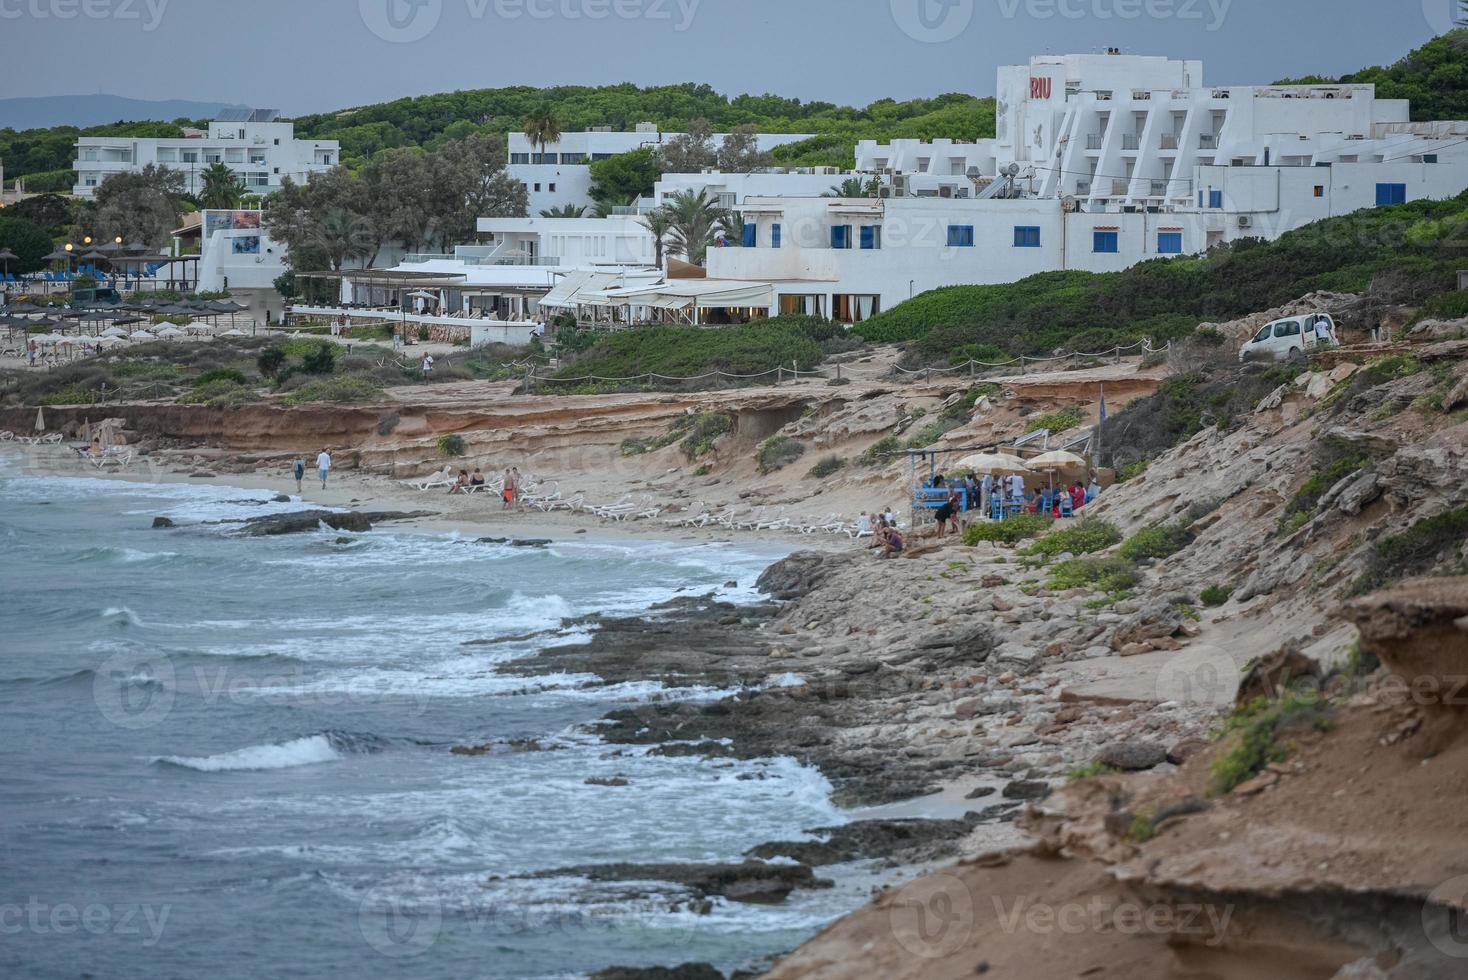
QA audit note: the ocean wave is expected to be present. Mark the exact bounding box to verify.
[152,730,387,773]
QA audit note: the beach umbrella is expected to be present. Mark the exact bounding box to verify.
[112,315,144,327]
[155,326,184,339]
[34,407,44,433]
[0,248,16,279]
[218,328,245,337]
[100,326,127,338]
[185,320,215,333]
[1028,450,1087,470]
[129,330,156,341]
[95,335,124,347]
[955,452,1030,474]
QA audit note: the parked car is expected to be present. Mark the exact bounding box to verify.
[70,287,121,306]
[1239,313,1337,362]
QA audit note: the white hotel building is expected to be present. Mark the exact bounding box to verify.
[507,123,815,214]
[72,110,340,199]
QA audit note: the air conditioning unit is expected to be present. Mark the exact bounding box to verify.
[891,175,909,195]
[878,187,893,199]
[1237,215,1252,228]
[939,185,954,198]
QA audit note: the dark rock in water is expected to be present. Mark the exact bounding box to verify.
[272,494,292,503]
[188,471,217,479]
[755,551,847,600]
[746,817,977,867]
[976,802,1025,821]
[590,965,724,980]
[585,776,630,787]
[476,537,552,548]
[333,537,354,545]
[232,510,434,536]
[536,862,828,906]
[151,517,175,529]
[450,744,494,757]
[1096,741,1168,772]
[1002,779,1051,800]
[964,786,997,800]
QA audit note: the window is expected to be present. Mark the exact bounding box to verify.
[533,183,541,192]
[946,225,975,247]
[831,225,852,249]
[1252,324,1272,343]
[742,222,757,248]
[1313,185,1325,198]
[1012,226,1041,248]
[510,153,530,165]
[531,153,556,164]
[559,153,586,164]
[548,183,556,193]
[591,153,613,161]
[1209,189,1223,209]
[1274,320,1301,338]
[771,223,781,249]
[1424,154,1438,164]
[860,225,881,249]
[1093,231,1119,253]
[1157,232,1183,254]
[1375,183,1407,206]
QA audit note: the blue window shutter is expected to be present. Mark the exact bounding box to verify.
[742,223,756,248]
[1093,231,1119,253]
[1209,190,1223,209]
[1013,226,1040,247]
[860,225,876,249]
[1375,182,1406,206]
[772,223,782,249]
[832,225,852,249]
[1157,232,1182,254]
[948,225,974,247]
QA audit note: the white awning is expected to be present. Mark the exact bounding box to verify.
[596,279,774,310]
[541,270,665,308]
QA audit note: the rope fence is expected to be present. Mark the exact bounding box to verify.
[891,339,1170,378]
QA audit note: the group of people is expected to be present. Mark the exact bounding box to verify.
[921,472,1106,537]
[447,466,523,509]
[291,450,333,492]
[858,508,905,558]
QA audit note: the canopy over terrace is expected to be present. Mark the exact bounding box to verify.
[294,269,469,308]
[566,277,776,327]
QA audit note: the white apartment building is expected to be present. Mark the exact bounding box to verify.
[476,214,658,267]
[72,110,340,198]
[508,123,814,214]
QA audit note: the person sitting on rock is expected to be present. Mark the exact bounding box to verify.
[880,527,905,559]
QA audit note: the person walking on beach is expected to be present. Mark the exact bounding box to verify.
[292,457,306,493]
[316,449,332,490]
[421,353,434,378]
[501,467,515,510]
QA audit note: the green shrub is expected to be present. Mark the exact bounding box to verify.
[1022,519,1123,559]
[1118,523,1194,562]
[1066,761,1120,783]
[1025,405,1085,434]
[282,338,342,359]
[301,342,337,375]
[1115,459,1150,482]
[1200,585,1234,607]
[193,368,249,388]
[255,347,286,378]
[808,455,846,479]
[437,434,466,457]
[859,436,902,466]
[905,416,962,449]
[1281,455,1370,528]
[40,385,95,406]
[1209,694,1331,796]
[756,436,806,474]
[677,413,731,460]
[1352,506,1468,595]
[178,379,259,408]
[279,377,383,405]
[1047,556,1140,596]
[963,513,1052,546]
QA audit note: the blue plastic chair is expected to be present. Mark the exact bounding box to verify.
[1059,495,1074,518]
[990,495,1003,521]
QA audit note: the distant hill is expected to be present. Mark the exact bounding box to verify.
[0,94,247,131]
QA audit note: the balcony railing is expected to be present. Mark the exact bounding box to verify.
[1160,134,1179,150]
[1122,134,1140,151]
[1111,179,1131,195]
[1086,134,1103,150]
[1149,180,1168,196]
[1199,134,1218,149]
[1075,180,1092,196]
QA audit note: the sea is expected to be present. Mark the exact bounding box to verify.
[0,457,872,979]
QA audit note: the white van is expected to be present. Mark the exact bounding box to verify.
[1238,313,1338,362]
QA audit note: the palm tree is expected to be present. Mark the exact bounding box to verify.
[823,176,875,198]
[638,207,674,268]
[198,162,245,209]
[658,189,724,267]
[522,110,562,164]
[540,204,587,218]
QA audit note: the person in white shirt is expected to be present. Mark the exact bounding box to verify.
[1009,473,1024,501]
[422,354,434,377]
[316,450,332,489]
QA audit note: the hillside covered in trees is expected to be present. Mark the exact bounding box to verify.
[1274,28,1468,121]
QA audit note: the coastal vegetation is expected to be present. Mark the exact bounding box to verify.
[1209,693,1332,796]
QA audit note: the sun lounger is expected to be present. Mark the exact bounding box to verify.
[404,467,454,491]
[665,501,706,527]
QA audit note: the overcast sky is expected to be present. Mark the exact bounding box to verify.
[0,0,1454,115]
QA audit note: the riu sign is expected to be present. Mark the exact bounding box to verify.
[1030,76,1053,99]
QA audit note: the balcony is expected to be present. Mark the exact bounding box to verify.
[1122,134,1140,151]
[1075,180,1092,196]
[1200,134,1218,149]
[1111,179,1131,195]
[1086,134,1103,150]
[1160,134,1179,150]
[1149,180,1168,196]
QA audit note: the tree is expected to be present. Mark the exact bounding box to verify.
[658,188,724,266]
[88,163,187,246]
[362,147,434,253]
[658,118,717,174]
[823,177,876,198]
[589,148,660,207]
[540,204,587,217]
[716,125,770,173]
[428,132,526,249]
[198,162,246,210]
[638,208,673,268]
[2,193,73,234]
[0,216,52,273]
[522,109,562,162]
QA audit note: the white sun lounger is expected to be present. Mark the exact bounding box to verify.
[404,467,454,491]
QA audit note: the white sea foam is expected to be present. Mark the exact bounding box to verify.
[154,734,342,772]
